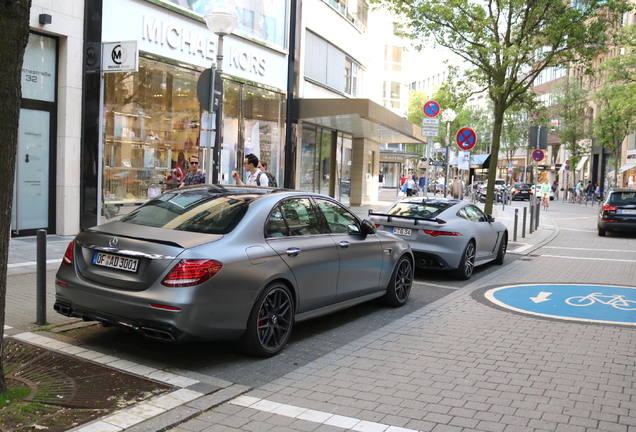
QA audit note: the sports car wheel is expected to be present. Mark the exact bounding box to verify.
[238,282,294,357]
[454,241,476,280]
[384,255,413,307]
[494,232,507,265]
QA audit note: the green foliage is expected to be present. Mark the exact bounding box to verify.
[371,0,632,214]
[593,84,636,187]
[551,79,591,178]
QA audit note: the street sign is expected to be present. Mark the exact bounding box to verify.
[421,128,439,137]
[484,284,636,325]
[532,149,545,162]
[422,118,440,127]
[455,127,477,150]
[197,68,224,112]
[423,100,441,118]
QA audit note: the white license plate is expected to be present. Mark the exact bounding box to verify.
[392,227,412,236]
[92,252,139,272]
[621,209,636,214]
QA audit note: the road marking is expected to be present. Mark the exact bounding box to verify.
[230,395,420,432]
[559,228,596,232]
[416,281,460,290]
[530,292,552,303]
[509,244,533,253]
[8,258,61,268]
[543,246,636,253]
[541,254,636,263]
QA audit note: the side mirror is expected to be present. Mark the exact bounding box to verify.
[487,214,495,222]
[360,219,377,235]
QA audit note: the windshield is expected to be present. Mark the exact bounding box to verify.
[609,192,636,206]
[388,200,456,218]
[119,191,256,234]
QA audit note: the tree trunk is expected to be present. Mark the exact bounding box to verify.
[0,0,33,393]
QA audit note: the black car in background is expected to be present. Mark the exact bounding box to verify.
[598,188,636,236]
[509,182,533,201]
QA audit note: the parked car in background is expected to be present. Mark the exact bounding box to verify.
[478,178,507,202]
[55,185,414,357]
[598,188,636,236]
[369,197,508,280]
[509,182,533,201]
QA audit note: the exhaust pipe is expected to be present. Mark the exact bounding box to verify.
[54,303,73,317]
[140,327,177,342]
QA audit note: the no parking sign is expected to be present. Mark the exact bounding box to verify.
[456,127,477,150]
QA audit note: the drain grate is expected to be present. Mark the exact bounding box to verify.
[0,338,173,432]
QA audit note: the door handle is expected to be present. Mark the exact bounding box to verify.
[339,241,350,248]
[286,247,300,257]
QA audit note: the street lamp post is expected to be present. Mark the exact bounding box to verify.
[441,109,457,197]
[204,1,239,184]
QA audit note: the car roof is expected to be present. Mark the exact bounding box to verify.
[610,188,635,194]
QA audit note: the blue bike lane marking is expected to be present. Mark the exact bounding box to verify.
[484,284,636,325]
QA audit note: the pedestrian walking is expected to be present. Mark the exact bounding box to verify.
[449,176,463,200]
[541,179,550,210]
[378,172,384,192]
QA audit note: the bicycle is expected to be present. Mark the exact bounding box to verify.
[566,293,636,310]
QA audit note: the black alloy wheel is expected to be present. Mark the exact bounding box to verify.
[454,241,476,280]
[384,256,413,307]
[238,283,294,357]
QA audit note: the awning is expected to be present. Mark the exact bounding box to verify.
[575,155,589,171]
[449,153,490,168]
[620,163,636,173]
[293,98,425,144]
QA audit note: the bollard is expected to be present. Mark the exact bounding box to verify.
[535,202,540,229]
[529,204,534,234]
[522,207,527,238]
[36,229,47,325]
[513,209,518,242]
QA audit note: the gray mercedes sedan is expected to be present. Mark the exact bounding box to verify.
[55,185,414,357]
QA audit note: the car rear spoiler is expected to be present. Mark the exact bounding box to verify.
[367,211,446,225]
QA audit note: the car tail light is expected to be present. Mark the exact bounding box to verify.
[161,259,223,287]
[63,241,74,266]
[423,230,462,237]
[375,224,381,228]
[603,204,618,211]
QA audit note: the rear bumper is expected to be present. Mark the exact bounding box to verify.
[598,220,636,233]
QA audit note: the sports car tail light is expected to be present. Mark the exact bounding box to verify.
[63,241,74,266]
[161,259,223,288]
[602,204,618,212]
[150,303,181,311]
[423,230,462,237]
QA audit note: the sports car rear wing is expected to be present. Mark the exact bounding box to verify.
[367,211,446,225]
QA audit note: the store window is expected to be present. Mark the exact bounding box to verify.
[103,57,203,219]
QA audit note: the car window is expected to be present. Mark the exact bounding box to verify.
[119,191,252,234]
[388,200,454,218]
[609,192,636,206]
[265,206,289,238]
[315,198,359,234]
[276,198,323,237]
[463,204,488,222]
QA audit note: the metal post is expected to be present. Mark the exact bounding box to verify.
[513,209,518,242]
[444,121,451,197]
[425,140,431,198]
[36,229,46,325]
[535,202,540,230]
[522,207,527,238]
[206,64,217,184]
[529,204,534,234]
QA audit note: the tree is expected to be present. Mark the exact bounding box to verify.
[372,0,630,214]
[551,78,591,187]
[406,89,429,157]
[0,0,32,393]
[500,108,530,183]
[593,84,636,188]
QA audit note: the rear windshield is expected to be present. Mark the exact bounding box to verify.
[513,184,531,190]
[609,192,636,206]
[387,200,456,219]
[119,191,255,234]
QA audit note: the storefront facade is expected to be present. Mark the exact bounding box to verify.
[82,0,290,227]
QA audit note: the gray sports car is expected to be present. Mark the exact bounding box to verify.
[369,197,507,280]
[55,185,413,357]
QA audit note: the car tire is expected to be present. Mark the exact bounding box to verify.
[237,282,294,357]
[494,232,507,265]
[384,255,413,307]
[453,241,476,280]
[598,226,606,237]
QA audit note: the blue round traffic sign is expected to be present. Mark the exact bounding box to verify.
[455,127,477,150]
[485,284,636,325]
[423,101,440,118]
[532,149,545,162]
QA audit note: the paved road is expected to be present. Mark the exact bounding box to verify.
[163,198,636,432]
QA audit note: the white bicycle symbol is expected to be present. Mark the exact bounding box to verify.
[565,293,636,311]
